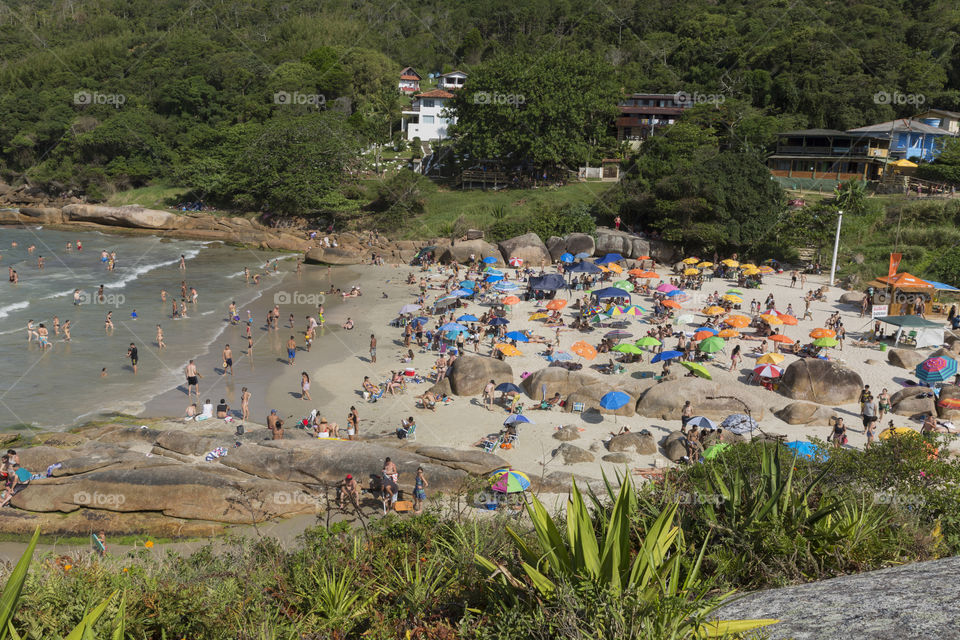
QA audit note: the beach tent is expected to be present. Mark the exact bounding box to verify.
[529,274,565,290]
[880,315,944,349]
[567,261,602,274]
[592,287,631,300]
[876,272,933,289]
[925,280,960,292]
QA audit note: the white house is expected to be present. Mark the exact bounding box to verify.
[402,89,456,141]
[914,109,960,135]
[437,70,467,91]
[398,67,421,94]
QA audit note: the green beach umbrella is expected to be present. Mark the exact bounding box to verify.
[635,336,661,348]
[613,280,634,292]
[698,336,726,353]
[813,337,838,347]
[612,343,642,354]
[726,289,743,295]
[703,442,730,460]
[681,361,712,379]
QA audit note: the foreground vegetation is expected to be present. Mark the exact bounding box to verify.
[1,435,956,638]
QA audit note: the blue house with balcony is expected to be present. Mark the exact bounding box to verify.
[847,119,953,163]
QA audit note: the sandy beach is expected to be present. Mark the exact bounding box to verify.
[135,253,957,488]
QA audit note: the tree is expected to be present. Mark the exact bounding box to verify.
[833,179,868,216]
[917,137,960,185]
[449,50,620,169]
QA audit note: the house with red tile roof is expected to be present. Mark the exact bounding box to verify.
[398,67,422,94]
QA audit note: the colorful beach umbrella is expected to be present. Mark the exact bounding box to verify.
[812,337,838,347]
[769,334,794,345]
[508,257,523,267]
[809,328,836,339]
[612,343,642,354]
[699,336,726,353]
[724,315,751,328]
[489,468,530,493]
[494,343,523,356]
[683,257,700,264]
[759,314,782,325]
[656,283,679,293]
[722,294,743,304]
[697,261,714,268]
[501,296,521,305]
[560,252,575,263]
[504,413,533,425]
[550,351,573,362]
[722,259,740,267]
[662,300,682,310]
[488,317,509,326]
[571,341,597,360]
[495,382,523,394]
[482,256,498,264]
[439,322,468,333]
[398,304,421,314]
[652,350,683,363]
[635,336,661,348]
[753,364,783,378]
[504,331,529,342]
[686,416,716,430]
[528,312,548,321]
[607,263,623,274]
[546,299,567,310]
[599,391,632,411]
[726,289,743,295]
[612,280,634,292]
[681,361,712,379]
[756,353,785,365]
[693,330,716,341]
[704,306,727,316]
[683,268,700,276]
[776,313,798,326]
[916,356,958,383]
[457,314,479,322]
[718,329,740,338]
[605,330,633,340]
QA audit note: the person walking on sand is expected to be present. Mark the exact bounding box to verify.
[483,379,495,411]
[681,400,693,429]
[126,342,138,374]
[222,344,233,375]
[413,466,428,514]
[185,360,201,399]
[300,372,312,401]
[729,344,741,372]
[286,335,297,365]
[156,325,166,350]
[347,406,359,439]
[369,334,377,363]
[241,387,251,421]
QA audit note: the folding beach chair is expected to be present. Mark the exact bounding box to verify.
[482,435,503,453]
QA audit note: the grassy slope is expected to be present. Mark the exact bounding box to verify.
[105,185,189,209]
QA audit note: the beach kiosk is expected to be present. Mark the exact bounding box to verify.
[869,272,934,316]
[880,315,944,349]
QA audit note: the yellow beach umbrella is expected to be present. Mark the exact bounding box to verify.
[759,314,782,325]
[607,263,623,274]
[756,352,785,365]
[704,306,727,316]
[683,257,700,264]
[697,261,714,268]
[722,259,739,267]
[743,269,761,276]
[495,343,523,356]
[718,328,740,338]
[684,268,700,276]
[741,263,757,270]
[722,294,743,303]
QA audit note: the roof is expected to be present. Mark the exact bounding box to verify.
[415,89,454,99]
[923,280,960,292]
[439,70,468,77]
[400,74,420,81]
[624,93,685,99]
[876,272,934,288]
[778,129,860,137]
[848,119,952,136]
[879,315,944,328]
[618,106,687,115]
[399,66,421,79]
[916,109,960,119]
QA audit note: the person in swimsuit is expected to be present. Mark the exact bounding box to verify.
[347,406,359,439]
[156,325,166,350]
[126,343,138,374]
[62,320,71,342]
[222,344,233,375]
[878,388,891,424]
[26,320,37,343]
[185,360,201,399]
[301,372,311,401]
[287,336,297,365]
[36,324,49,349]
[831,417,847,448]
[413,467,428,514]
[104,312,114,333]
[241,387,251,421]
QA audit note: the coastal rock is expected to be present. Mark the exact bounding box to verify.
[18,206,63,223]
[593,228,667,261]
[700,430,745,447]
[546,233,596,261]
[436,239,502,265]
[564,381,637,416]
[602,453,632,463]
[62,204,179,229]
[662,431,688,462]
[497,232,551,267]
[413,446,508,475]
[778,359,863,405]
[555,443,594,464]
[261,233,309,252]
[304,247,363,265]
[0,508,225,537]
[84,425,163,445]
[552,425,581,441]
[521,367,594,399]
[447,356,513,396]
[839,291,865,305]
[155,430,224,457]
[607,432,656,454]
[890,387,937,417]
[10,466,315,523]
[0,210,23,224]
[938,385,960,419]
[775,402,837,426]
[714,555,960,640]
[888,348,925,370]
[636,377,766,420]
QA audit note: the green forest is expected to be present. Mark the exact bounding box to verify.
[1,0,959,244]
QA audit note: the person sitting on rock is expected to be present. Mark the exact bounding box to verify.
[337,474,359,509]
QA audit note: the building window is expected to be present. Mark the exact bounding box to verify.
[422,115,435,124]
[422,99,434,108]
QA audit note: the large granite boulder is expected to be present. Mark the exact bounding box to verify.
[155,430,224,457]
[637,377,766,420]
[62,204,179,229]
[436,239,503,265]
[18,206,63,223]
[497,232,551,267]
[555,443,594,464]
[890,386,937,417]
[778,359,863,405]
[607,432,656,454]
[304,247,363,265]
[521,367,595,399]
[546,233,596,261]
[700,430,745,447]
[602,453,632,463]
[714,556,960,640]
[662,431,688,462]
[447,356,513,396]
[938,384,960,419]
[10,466,314,523]
[774,401,837,426]
[552,425,581,441]
[888,348,925,370]
[839,291,866,305]
[412,446,508,475]
[595,228,651,259]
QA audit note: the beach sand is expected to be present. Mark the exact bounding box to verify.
[141,256,955,486]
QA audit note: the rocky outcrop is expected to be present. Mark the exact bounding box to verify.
[546,233,596,261]
[774,402,837,426]
[304,247,364,265]
[637,377,766,420]
[447,356,513,396]
[552,425,581,441]
[18,206,64,224]
[412,446,508,475]
[593,228,676,263]
[602,453,632,463]
[607,432,656,454]
[662,431,688,462]
[555,443,594,464]
[890,387,937,417]
[497,232,551,266]
[778,359,863,405]
[938,384,960,419]
[714,556,960,640]
[839,291,866,305]
[62,204,180,229]
[888,348,925,370]
[522,367,595,399]
[436,239,503,265]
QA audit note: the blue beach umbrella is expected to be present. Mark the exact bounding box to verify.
[504,414,533,425]
[450,288,473,297]
[504,331,529,342]
[550,351,573,362]
[651,350,683,363]
[595,253,624,265]
[665,289,685,297]
[494,281,520,291]
[575,252,592,259]
[685,416,716,430]
[485,275,504,283]
[916,356,958,383]
[459,280,476,289]
[495,382,523,394]
[482,256,497,264]
[439,322,467,333]
[411,316,429,327]
[457,314,479,322]
[560,252,575,263]
[783,440,825,460]
[489,317,509,326]
[694,326,719,336]
[592,287,630,300]
[599,391,632,411]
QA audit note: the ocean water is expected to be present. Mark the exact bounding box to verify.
[0,227,286,429]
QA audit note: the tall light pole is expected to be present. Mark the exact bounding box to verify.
[829,209,843,287]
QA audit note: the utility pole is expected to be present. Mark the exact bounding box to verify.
[829,210,843,287]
